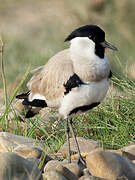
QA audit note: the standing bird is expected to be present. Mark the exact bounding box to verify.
[16,25,117,165]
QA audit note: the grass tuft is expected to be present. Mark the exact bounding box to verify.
[1,67,30,130]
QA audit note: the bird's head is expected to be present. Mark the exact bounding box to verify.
[65,25,118,58]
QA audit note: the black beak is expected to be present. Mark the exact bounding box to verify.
[100,40,118,51]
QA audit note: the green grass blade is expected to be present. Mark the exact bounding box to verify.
[1,66,30,128]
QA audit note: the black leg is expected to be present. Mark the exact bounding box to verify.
[68,118,86,167]
[65,117,71,163]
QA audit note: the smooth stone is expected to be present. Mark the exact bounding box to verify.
[116,176,128,180]
[79,175,107,180]
[107,149,135,161]
[14,145,52,161]
[58,137,100,158]
[63,163,82,177]
[0,152,42,180]
[54,164,78,180]
[122,144,135,160]
[14,145,53,171]
[14,145,45,158]
[27,157,41,169]
[43,170,67,180]
[0,132,43,152]
[44,160,82,178]
[132,160,135,164]
[86,150,135,180]
[44,160,63,172]
[71,150,129,162]
[62,159,78,163]
[80,168,107,179]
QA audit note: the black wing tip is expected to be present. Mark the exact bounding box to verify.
[16,94,23,99]
[16,91,30,99]
[25,110,36,118]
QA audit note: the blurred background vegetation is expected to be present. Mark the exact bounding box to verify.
[0,0,135,88]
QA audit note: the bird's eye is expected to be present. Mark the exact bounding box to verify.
[88,35,92,39]
[88,35,96,41]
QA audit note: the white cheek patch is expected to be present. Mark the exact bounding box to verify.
[70,37,98,62]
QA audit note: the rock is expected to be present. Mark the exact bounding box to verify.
[0,152,42,180]
[117,176,128,180]
[44,163,80,179]
[53,164,78,180]
[14,145,52,161]
[132,160,135,164]
[0,132,43,152]
[122,151,135,161]
[62,159,78,164]
[13,146,53,172]
[44,160,62,172]
[71,150,126,162]
[122,144,135,160]
[63,162,82,177]
[13,145,45,158]
[86,150,135,180]
[43,170,67,180]
[58,137,100,158]
[80,168,107,179]
[79,175,107,180]
[26,157,41,170]
[44,160,82,178]
[107,149,135,161]
[83,168,91,176]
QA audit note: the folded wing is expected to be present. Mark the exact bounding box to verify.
[27,49,74,101]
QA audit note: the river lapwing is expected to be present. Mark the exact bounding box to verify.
[16,25,117,165]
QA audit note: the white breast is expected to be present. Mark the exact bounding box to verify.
[70,37,97,62]
[70,37,110,81]
[59,78,110,118]
[59,37,111,118]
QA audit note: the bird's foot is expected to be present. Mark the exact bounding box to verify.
[77,155,87,168]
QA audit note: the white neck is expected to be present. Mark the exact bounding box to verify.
[70,37,99,63]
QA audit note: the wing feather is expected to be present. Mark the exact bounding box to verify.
[27,49,74,100]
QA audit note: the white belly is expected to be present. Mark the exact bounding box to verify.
[59,78,110,118]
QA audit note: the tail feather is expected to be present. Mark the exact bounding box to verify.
[25,110,37,118]
[16,91,30,99]
[16,91,47,118]
[25,107,41,118]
